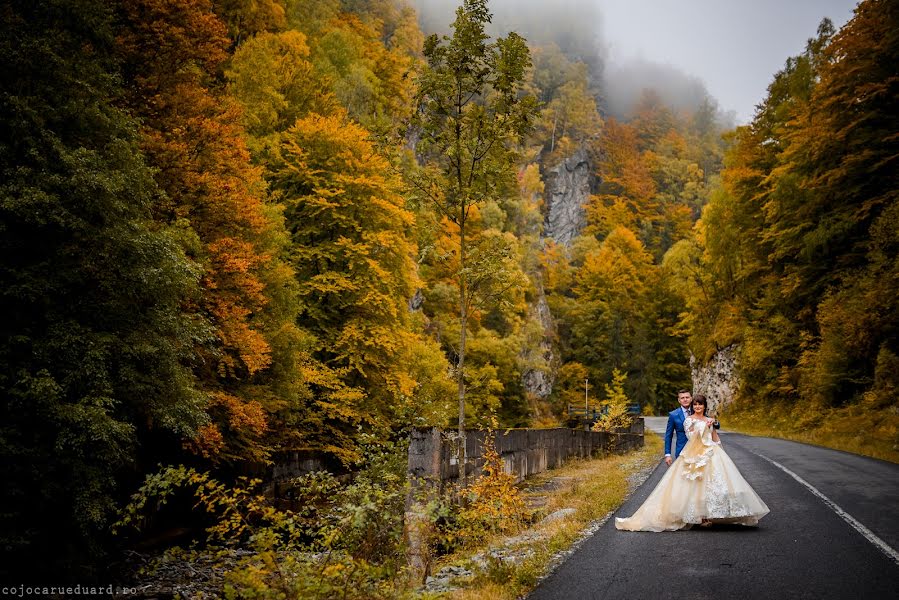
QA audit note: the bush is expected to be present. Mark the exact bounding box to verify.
[116,437,410,599]
[457,436,528,546]
[429,422,530,552]
[592,369,634,432]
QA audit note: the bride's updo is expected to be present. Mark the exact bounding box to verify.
[692,394,708,413]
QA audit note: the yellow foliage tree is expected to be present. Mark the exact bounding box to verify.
[592,369,633,431]
[270,112,424,428]
[227,30,337,142]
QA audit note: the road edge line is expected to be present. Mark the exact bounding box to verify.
[750,450,899,566]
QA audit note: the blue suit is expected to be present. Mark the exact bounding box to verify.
[664,407,690,458]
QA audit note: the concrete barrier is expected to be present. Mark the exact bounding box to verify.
[406,418,644,486]
[404,419,644,581]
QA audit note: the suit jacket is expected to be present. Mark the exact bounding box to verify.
[664,407,690,458]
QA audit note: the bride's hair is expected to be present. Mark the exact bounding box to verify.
[692,395,708,412]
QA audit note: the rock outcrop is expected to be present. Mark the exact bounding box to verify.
[521,289,557,400]
[523,147,595,404]
[408,288,424,311]
[690,345,740,415]
[543,147,593,246]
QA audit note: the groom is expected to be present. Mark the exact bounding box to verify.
[664,389,694,466]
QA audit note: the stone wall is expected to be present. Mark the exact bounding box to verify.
[403,420,644,577]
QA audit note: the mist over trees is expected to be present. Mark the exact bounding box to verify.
[409,1,734,414]
[411,0,733,125]
[603,58,736,127]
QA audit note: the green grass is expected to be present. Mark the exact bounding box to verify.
[721,402,899,464]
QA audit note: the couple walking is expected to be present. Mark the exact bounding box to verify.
[616,390,769,531]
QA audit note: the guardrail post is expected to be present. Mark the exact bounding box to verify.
[404,427,442,583]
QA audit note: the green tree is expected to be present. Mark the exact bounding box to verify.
[284,1,419,133]
[569,227,658,408]
[410,0,538,475]
[529,43,575,104]
[782,2,898,407]
[687,97,727,184]
[532,59,602,160]
[226,30,337,146]
[213,0,287,44]
[0,0,205,576]
[554,362,590,418]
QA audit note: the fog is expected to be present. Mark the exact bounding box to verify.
[414,0,607,82]
[411,0,860,124]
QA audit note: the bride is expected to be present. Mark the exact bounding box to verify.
[616,395,769,531]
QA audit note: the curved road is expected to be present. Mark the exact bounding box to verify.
[529,418,899,599]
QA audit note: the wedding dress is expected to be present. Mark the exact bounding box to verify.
[615,417,769,531]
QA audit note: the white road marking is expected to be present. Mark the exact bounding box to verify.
[751,450,899,566]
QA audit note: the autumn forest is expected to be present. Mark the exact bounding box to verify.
[1,0,896,591]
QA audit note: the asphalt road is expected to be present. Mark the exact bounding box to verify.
[528,425,899,600]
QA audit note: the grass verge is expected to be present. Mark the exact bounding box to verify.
[421,432,664,599]
[720,402,899,464]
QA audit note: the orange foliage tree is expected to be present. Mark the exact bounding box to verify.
[117,0,293,461]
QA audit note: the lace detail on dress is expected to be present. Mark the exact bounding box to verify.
[706,464,734,517]
[682,502,698,524]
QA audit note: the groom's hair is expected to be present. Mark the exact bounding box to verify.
[677,389,691,395]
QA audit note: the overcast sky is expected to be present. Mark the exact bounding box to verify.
[599,0,859,123]
[413,0,861,125]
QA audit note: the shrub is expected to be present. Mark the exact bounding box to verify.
[456,423,529,547]
[115,437,409,599]
[592,369,634,432]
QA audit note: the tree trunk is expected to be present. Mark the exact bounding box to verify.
[551,115,557,153]
[457,219,468,486]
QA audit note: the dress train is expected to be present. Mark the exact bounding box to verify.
[616,417,769,531]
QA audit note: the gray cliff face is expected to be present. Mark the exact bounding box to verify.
[543,147,593,246]
[408,288,424,311]
[691,345,740,416]
[521,147,594,403]
[521,289,557,399]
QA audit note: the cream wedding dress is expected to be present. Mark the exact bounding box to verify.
[616,417,769,531]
